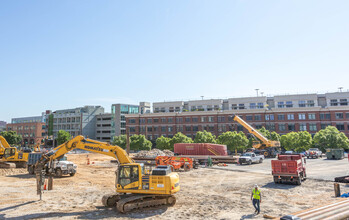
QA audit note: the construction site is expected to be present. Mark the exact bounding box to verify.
[1,114,349,220]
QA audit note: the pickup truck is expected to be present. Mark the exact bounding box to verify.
[27,153,77,177]
[305,148,322,159]
[238,153,264,165]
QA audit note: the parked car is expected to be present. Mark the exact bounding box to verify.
[238,153,264,165]
[306,148,322,159]
[285,151,294,154]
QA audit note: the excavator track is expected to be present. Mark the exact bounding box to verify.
[116,194,176,213]
[102,194,120,207]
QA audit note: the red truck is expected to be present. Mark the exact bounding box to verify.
[272,154,306,185]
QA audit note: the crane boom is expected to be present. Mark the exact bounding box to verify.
[231,114,280,149]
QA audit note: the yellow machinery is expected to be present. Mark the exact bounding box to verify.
[0,135,29,168]
[35,135,180,213]
[231,114,281,157]
[0,136,11,158]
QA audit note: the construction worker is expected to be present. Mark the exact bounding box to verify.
[251,184,261,214]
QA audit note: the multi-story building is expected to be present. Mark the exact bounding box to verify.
[0,121,6,132]
[46,106,104,140]
[96,113,113,142]
[6,116,46,146]
[126,92,349,141]
[111,104,140,136]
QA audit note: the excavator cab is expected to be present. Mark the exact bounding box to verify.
[118,164,141,188]
[3,148,17,159]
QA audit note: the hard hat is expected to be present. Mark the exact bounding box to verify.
[254,184,258,188]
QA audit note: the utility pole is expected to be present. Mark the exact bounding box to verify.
[255,89,259,97]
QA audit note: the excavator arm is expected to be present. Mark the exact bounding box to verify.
[231,114,280,149]
[36,135,133,169]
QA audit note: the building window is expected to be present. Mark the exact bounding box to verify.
[277,114,285,120]
[129,119,136,124]
[129,127,136,132]
[300,124,307,131]
[176,118,183,123]
[186,126,191,132]
[246,115,253,121]
[257,103,264,109]
[287,114,294,120]
[168,126,173,132]
[255,124,262,129]
[238,104,245,110]
[147,119,152,124]
[218,116,225,122]
[161,126,166,132]
[298,114,306,120]
[286,101,293,108]
[279,124,286,131]
[193,126,199,132]
[277,102,284,108]
[160,118,166,123]
[307,100,315,107]
[330,99,338,106]
[201,117,206,122]
[254,115,261,121]
[321,124,330,129]
[153,118,159,123]
[231,104,238,110]
[288,124,295,131]
[335,113,344,119]
[265,114,274,121]
[336,124,345,131]
[299,100,306,107]
[168,118,173,123]
[320,113,331,120]
[250,103,256,109]
[185,117,191,123]
[340,99,348,106]
[192,117,198,122]
[237,125,243,131]
[266,124,275,131]
[308,113,316,120]
[208,116,214,122]
[309,124,317,131]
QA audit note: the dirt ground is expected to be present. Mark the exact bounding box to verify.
[0,153,343,220]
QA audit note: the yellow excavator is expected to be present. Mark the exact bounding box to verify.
[35,135,180,213]
[0,135,29,168]
[231,114,281,158]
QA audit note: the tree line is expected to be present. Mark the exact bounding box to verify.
[112,126,349,152]
[2,126,349,152]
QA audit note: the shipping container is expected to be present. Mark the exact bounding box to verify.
[174,143,228,156]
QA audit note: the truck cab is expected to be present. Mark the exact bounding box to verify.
[239,153,264,165]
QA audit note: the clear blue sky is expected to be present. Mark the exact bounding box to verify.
[1,1,349,122]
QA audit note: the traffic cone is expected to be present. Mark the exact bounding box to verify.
[87,157,90,165]
[43,179,47,190]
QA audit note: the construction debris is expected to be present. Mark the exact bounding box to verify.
[135,149,174,158]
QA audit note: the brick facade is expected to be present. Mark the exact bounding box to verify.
[6,122,46,146]
[126,107,349,141]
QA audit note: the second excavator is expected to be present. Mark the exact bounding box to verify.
[35,135,180,213]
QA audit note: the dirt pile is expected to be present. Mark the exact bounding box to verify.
[135,149,174,158]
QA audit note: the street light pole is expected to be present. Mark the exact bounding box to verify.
[255,89,259,97]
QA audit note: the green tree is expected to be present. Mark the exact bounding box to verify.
[155,136,172,150]
[57,130,71,145]
[280,131,312,152]
[217,131,248,152]
[194,130,216,143]
[170,132,193,149]
[258,127,280,141]
[112,135,127,149]
[313,126,349,151]
[130,135,152,151]
[0,131,22,145]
